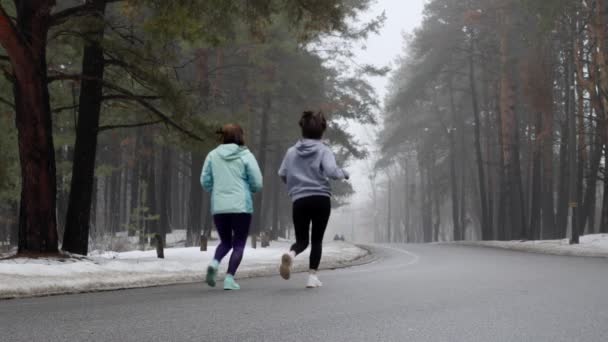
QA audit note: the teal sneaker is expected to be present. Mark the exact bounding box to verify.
[224,275,240,291]
[206,260,219,287]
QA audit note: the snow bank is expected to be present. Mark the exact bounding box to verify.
[0,242,368,299]
[454,234,608,258]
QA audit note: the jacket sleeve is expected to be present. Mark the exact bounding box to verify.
[277,150,289,184]
[245,153,263,193]
[321,147,349,180]
[200,154,213,192]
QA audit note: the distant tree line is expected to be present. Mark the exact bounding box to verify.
[374,0,607,243]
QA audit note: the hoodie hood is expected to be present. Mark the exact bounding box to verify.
[295,139,324,158]
[216,144,250,161]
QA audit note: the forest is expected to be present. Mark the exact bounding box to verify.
[3,0,607,255]
[0,0,382,255]
[372,0,608,243]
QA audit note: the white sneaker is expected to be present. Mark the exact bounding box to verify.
[306,274,323,288]
[280,253,293,280]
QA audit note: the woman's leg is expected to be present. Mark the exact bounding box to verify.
[309,196,331,270]
[290,198,312,255]
[226,214,252,276]
[213,214,233,263]
[281,198,312,280]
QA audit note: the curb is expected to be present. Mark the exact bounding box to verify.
[446,241,608,259]
[0,245,373,300]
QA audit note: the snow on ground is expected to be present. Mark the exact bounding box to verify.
[0,241,368,299]
[455,234,608,258]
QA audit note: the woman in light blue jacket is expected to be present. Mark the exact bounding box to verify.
[201,124,263,290]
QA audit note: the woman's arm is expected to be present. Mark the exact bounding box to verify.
[200,153,213,192]
[321,147,349,180]
[245,152,263,193]
[277,150,289,184]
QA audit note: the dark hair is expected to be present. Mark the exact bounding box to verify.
[218,123,245,146]
[299,111,327,140]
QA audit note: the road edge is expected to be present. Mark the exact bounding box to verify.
[445,241,608,258]
[0,244,374,300]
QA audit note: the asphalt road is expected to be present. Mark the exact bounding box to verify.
[2,244,608,342]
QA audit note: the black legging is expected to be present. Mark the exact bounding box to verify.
[290,196,331,270]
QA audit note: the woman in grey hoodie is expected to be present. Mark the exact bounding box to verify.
[278,111,349,288]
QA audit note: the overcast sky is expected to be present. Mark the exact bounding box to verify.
[346,0,426,204]
[354,0,426,101]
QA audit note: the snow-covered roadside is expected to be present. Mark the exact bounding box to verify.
[452,234,608,258]
[0,242,369,299]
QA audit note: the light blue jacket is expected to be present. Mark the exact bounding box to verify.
[201,144,263,214]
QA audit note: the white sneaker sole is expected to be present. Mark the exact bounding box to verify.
[306,278,323,288]
[280,253,292,280]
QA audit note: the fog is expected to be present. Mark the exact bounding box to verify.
[0,0,604,254]
[330,0,426,243]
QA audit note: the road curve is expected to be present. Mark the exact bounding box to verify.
[2,244,608,342]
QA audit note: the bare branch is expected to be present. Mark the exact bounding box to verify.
[101,82,205,142]
[98,119,164,132]
[47,72,205,142]
[52,105,79,114]
[0,5,31,78]
[47,73,81,83]
[103,94,161,101]
[0,96,14,109]
[51,0,124,27]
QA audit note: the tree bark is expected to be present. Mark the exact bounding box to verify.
[556,39,576,239]
[529,110,542,240]
[499,11,527,240]
[271,145,282,240]
[159,145,171,241]
[252,97,271,246]
[146,138,159,237]
[188,153,204,246]
[387,175,392,242]
[62,0,107,255]
[448,79,462,241]
[0,2,59,254]
[469,44,490,240]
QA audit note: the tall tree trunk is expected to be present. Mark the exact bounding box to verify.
[580,124,603,232]
[448,80,462,241]
[469,43,490,240]
[529,110,542,240]
[556,121,570,238]
[0,2,59,254]
[110,160,121,235]
[499,11,527,240]
[387,175,392,242]
[129,136,140,236]
[496,87,507,241]
[419,152,432,243]
[557,40,576,238]
[252,97,271,247]
[188,153,204,246]
[601,155,608,233]
[432,161,441,242]
[568,32,580,244]
[159,145,171,241]
[63,0,107,255]
[402,159,411,242]
[538,54,556,240]
[146,139,159,237]
[271,145,282,241]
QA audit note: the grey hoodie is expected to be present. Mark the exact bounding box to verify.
[278,139,349,202]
